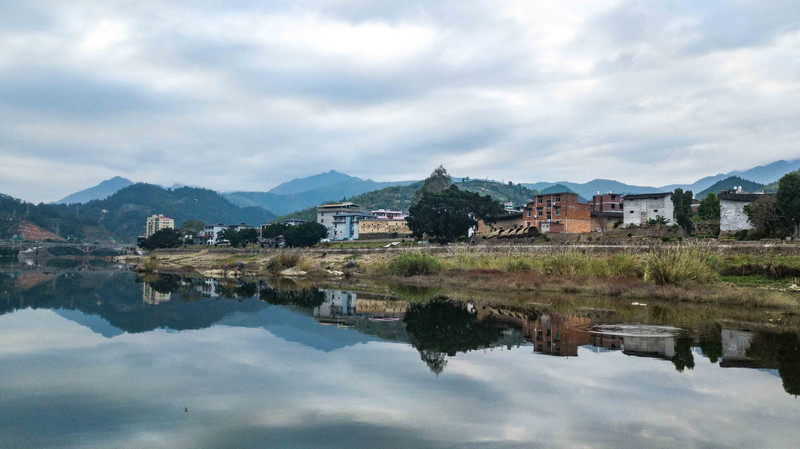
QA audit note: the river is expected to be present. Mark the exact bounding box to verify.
[1,263,799,448]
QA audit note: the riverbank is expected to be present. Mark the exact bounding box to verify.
[116,243,800,311]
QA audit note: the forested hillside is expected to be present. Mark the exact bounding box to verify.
[1,184,276,243]
[274,180,538,222]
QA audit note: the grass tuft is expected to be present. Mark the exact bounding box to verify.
[387,253,443,277]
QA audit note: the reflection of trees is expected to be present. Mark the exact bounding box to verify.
[403,298,503,375]
[698,325,723,364]
[234,283,257,299]
[258,285,325,308]
[672,336,695,372]
[747,332,800,396]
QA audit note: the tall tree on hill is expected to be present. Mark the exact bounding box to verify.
[776,172,800,237]
[671,188,694,236]
[407,185,503,243]
[412,166,451,206]
[697,192,720,221]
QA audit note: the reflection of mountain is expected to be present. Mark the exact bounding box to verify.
[218,307,377,352]
[54,309,125,338]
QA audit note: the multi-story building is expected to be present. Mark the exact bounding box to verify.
[317,203,363,239]
[281,218,307,226]
[359,219,412,238]
[331,212,373,241]
[622,192,674,226]
[371,209,406,220]
[522,192,591,233]
[145,214,175,237]
[718,189,771,233]
[592,193,623,212]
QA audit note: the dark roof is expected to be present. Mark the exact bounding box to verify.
[622,192,672,200]
[591,211,624,218]
[718,192,771,202]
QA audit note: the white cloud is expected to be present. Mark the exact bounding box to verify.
[0,0,798,201]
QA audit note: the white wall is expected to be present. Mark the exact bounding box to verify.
[720,200,753,231]
[623,197,674,226]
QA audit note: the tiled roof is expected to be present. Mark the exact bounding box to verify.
[717,192,772,202]
[622,192,672,200]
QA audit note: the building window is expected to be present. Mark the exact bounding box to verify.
[629,210,634,213]
[654,209,658,213]
[547,200,552,207]
[555,195,560,202]
[611,204,615,209]
[526,210,531,217]
[546,212,552,220]
[538,197,543,204]
[611,194,616,200]
[555,206,561,216]
[537,207,543,216]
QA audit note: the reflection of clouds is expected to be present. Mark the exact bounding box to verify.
[1,310,799,448]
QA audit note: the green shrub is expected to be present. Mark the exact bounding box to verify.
[266,252,302,273]
[139,255,160,273]
[643,248,717,286]
[387,253,442,277]
[505,257,533,272]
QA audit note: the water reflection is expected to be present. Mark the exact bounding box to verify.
[2,269,800,447]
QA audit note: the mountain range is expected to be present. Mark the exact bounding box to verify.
[522,159,800,200]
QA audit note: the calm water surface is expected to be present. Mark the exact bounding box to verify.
[1,267,799,448]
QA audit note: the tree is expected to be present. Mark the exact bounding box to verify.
[697,193,720,221]
[776,172,800,237]
[239,228,259,245]
[744,196,781,237]
[671,188,694,235]
[181,220,205,234]
[140,228,182,250]
[218,227,243,247]
[412,166,451,205]
[261,222,327,247]
[407,185,504,243]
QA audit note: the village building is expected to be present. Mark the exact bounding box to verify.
[145,214,174,237]
[523,193,591,233]
[592,193,623,212]
[622,192,674,226]
[331,212,373,241]
[203,222,253,245]
[475,212,525,237]
[317,203,363,239]
[359,219,412,238]
[718,189,771,233]
[281,218,307,226]
[371,209,406,220]
[590,193,624,232]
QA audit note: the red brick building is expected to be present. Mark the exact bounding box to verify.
[523,192,591,233]
[591,193,623,212]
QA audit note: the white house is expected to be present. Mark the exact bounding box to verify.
[718,190,770,232]
[317,203,363,239]
[331,213,373,241]
[622,192,674,226]
[204,222,253,244]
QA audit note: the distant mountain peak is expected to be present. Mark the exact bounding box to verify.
[56,176,134,205]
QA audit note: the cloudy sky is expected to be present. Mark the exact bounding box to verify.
[1,1,799,202]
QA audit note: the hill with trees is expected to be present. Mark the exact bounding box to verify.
[273,178,538,223]
[1,184,276,243]
[697,176,765,199]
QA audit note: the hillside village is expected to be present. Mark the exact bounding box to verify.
[1,158,797,246]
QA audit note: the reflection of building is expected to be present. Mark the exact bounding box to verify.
[474,306,590,356]
[720,329,762,368]
[590,326,680,359]
[142,284,171,304]
[200,279,221,298]
[314,290,408,325]
[145,214,174,237]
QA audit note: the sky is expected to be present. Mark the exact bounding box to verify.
[1,0,799,202]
